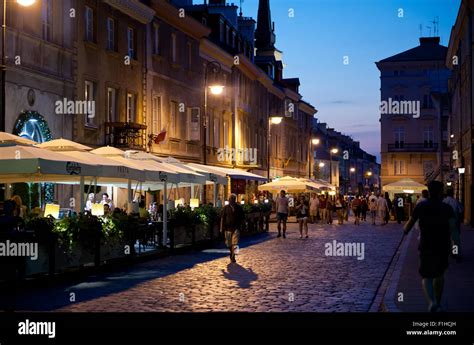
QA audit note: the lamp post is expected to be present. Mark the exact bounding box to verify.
[329,148,338,185]
[365,171,373,189]
[267,116,282,180]
[202,61,224,204]
[308,138,319,179]
[349,167,355,193]
[458,167,465,206]
[1,0,36,132]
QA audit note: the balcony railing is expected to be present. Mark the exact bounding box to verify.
[388,142,439,152]
[105,122,147,150]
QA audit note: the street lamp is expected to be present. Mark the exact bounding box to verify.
[458,167,465,205]
[308,138,320,179]
[202,61,224,204]
[1,0,36,132]
[268,115,283,179]
[329,148,338,185]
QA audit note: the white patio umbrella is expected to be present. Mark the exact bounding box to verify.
[36,138,92,151]
[0,132,36,146]
[383,178,426,194]
[0,144,99,183]
[258,176,320,193]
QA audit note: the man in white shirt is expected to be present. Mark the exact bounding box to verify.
[376,194,388,226]
[309,193,319,224]
[275,190,289,238]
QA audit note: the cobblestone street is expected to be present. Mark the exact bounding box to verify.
[15,219,404,312]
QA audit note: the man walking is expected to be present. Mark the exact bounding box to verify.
[376,194,388,226]
[275,190,289,238]
[404,181,455,312]
[309,193,319,224]
[221,194,244,263]
[443,188,463,261]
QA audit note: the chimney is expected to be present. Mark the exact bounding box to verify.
[419,37,440,45]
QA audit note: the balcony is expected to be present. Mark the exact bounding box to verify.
[105,122,147,150]
[387,142,438,152]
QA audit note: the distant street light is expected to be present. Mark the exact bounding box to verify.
[16,0,36,5]
[268,115,283,179]
[319,162,325,168]
[308,138,320,178]
[350,167,356,173]
[329,148,338,185]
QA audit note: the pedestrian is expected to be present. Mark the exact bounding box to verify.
[309,193,319,224]
[384,192,392,224]
[327,196,334,224]
[377,194,388,226]
[369,197,377,225]
[360,196,368,221]
[220,194,244,263]
[352,195,361,225]
[319,195,327,223]
[404,181,455,312]
[335,195,344,225]
[443,188,463,261]
[275,190,289,238]
[395,195,405,224]
[296,195,309,239]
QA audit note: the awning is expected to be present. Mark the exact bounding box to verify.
[187,163,267,182]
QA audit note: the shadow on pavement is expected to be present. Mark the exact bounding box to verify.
[221,263,258,288]
[12,232,272,311]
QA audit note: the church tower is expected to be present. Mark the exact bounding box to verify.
[254,0,281,81]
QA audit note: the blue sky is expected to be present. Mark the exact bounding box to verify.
[197,0,460,161]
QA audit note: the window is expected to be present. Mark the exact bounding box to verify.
[106,87,116,122]
[127,27,135,59]
[42,0,52,41]
[219,20,224,42]
[170,101,178,137]
[84,80,95,126]
[187,108,200,141]
[223,120,228,148]
[187,42,192,70]
[106,18,116,51]
[126,93,136,123]
[201,17,207,26]
[171,33,177,63]
[225,25,230,45]
[153,24,160,55]
[394,160,406,175]
[394,126,404,148]
[85,6,94,42]
[232,31,236,48]
[152,96,161,132]
[423,125,434,147]
[213,117,220,148]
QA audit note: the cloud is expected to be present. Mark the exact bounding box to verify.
[329,100,354,105]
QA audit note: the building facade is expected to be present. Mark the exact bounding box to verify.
[376,37,451,191]
[446,0,474,225]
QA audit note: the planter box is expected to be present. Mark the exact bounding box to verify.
[101,238,126,262]
[54,243,95,271]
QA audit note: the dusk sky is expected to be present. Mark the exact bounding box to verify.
[199,0,460,161]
